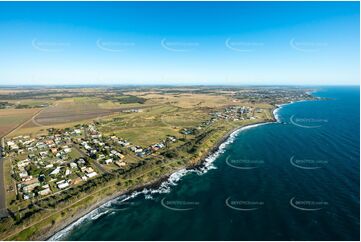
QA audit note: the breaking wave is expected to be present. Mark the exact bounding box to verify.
[273,104,288,123]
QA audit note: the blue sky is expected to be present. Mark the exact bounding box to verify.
[0,1,359,86]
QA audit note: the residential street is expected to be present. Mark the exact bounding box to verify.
[0,149,9,218]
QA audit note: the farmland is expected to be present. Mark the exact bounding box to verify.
[0,109,41,138]
[6,96,150,138]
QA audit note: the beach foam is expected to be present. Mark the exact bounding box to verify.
[273,105,284,122]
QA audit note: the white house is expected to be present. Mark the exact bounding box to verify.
[57,180,69,189]
[86,172,97,178]
[50,167,61,175]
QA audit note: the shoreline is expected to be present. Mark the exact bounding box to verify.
[44,117,280,241]
[44,95,321,241]
[43,173,174,241]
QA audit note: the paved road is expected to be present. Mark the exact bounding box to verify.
[0,109,44,219]
[0,147,9,218]
[74,146,108,174]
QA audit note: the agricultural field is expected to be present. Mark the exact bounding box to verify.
[9,96,150,137]
[31,98,115,126]
[0,108,41,138]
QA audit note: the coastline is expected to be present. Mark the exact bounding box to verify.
[44,95,322,241]
[44,173,175,241]
[44,118,280,241]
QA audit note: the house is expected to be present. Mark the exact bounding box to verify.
[7,141,16,146]
[39,151,48,157]
[50,167,61,175]
[130,146,143,153]
[51,148,58,155]
[22,180,40,193]
[57,180,69,189]
[45,139,54,145]
[168,136,177,142]
[64,148,72,153]
[45,140,55,147]
[10,144,19,151]
[71,177,82,185]
[118,140,130,147]
[86,172,97,178]
[39,188,51,196]
[77,158,86,165]
[69,162,77,169]
[104,158,113,165]
[84,167,94,174]
[37,143,47,150]
[19,170,29,179]
[7,141,19,150]
[17,159,30,169]
[110,150,118,155]
[41,184,49,189]
[65,169,71,176]
[151,145,159,151]
[115,160,126,167]
[110,136,118,141]
[117,153,125,160]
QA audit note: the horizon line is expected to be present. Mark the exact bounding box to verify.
[0,84,359,88]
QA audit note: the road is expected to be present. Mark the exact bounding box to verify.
[1,156,175,240]
[5,108,44,138]
[74,146,108,174]
[0,147,9,218]
[0,108,45,219]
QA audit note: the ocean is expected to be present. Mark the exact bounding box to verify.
[53,86,360,241]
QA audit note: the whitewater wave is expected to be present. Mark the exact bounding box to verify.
[90,210,109,220]
[273,98,317,124]
[49,122,268,241]
[273,104,286,122]
[49,204,109,240]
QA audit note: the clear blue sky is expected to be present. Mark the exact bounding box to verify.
[0,1,359,86]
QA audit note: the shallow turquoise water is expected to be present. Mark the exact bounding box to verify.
[58,86,359,241]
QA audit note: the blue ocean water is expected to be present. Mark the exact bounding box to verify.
[56,86,359,241]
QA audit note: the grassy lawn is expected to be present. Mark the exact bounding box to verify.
[3,157,16,208]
